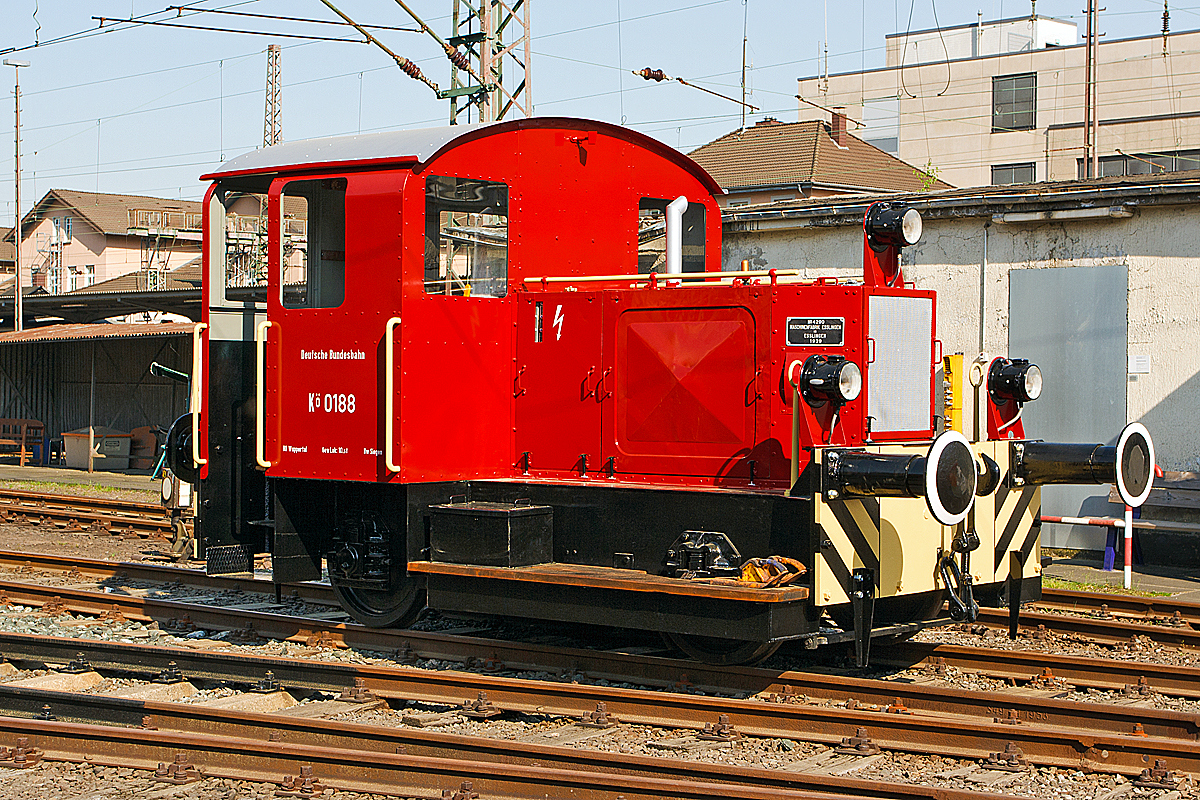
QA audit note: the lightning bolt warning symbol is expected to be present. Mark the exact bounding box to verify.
[553,304,565,341]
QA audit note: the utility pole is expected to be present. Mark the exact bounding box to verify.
[4,58,29,333]
[263,44,282,147]
[446,0,531,124]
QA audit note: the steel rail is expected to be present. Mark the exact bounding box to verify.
[879,640,1200,698]
[974,605,1200,648]
[0,550,334,606]
[1037,587,1200,627]
[0,576,1197,743]
[0,715,953,800]
[0,632,1192,777]
[0,488,173,535]
[0,684,1008,800]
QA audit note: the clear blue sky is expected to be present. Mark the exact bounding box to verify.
[0,0,1190,225]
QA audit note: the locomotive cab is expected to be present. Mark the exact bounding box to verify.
[185,117,1155,666]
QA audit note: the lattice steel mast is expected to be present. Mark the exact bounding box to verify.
[263,43,282,146]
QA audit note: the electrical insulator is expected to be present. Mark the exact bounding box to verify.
[637,68,668,82]
[448,48,471,71]
[398,59,424,81]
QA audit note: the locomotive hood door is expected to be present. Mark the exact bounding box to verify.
[261,172,404,481]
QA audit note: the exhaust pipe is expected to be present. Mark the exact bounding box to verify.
[824,431,977,526]
[1012,422,1155,508]
[665,195,689,276]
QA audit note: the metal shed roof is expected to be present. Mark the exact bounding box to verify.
[202,122,496,180]
[0,322,193,345]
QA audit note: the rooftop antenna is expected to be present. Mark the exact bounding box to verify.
[822,0,829,95]
[740,0,749,132]
[263,43,282,147]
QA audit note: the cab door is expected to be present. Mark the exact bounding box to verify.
[515,292,604,477]
[260,172,403,481]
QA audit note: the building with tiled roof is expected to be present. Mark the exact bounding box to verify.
[689,116,952,207]
[2,189,202,297]
[0,227,13,272]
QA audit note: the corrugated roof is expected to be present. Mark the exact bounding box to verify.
[10,189,202,241]
[688,119,953,194]
[67,256,203,295]
[0,322,193,345]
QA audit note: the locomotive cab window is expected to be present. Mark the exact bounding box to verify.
[424,176,509,297]
[637,198,705,274]
[280,178,346,309]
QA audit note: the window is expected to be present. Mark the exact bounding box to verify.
[53,216,71,244]
[992,73,1036,132]
[424,176,508,297]
[637,198,706,274]
[48,265,62,295]
[1076,148,1200,179]
[280,178,346,309]
[83,265,95,287]
[991,163,1036,185]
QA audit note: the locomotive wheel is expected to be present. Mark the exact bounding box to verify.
[330,576,425,629]
[661,632,781,666]
[827,589,948,642]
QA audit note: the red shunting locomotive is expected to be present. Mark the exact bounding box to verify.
[168,117,1155,666]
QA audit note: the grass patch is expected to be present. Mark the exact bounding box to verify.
[0,479,157,502]
[1042,574,1171,597]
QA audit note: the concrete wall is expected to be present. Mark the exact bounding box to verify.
[722,201,1200,474]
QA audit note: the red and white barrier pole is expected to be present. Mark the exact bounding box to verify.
[1124,503,1133,589]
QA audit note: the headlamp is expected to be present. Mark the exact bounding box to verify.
[988,357,1042,404]
[800,354,862,407]
[865,203,923,251]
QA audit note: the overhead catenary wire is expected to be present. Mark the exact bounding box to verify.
[164,6,421,33]
[91,15,367,44]
[315,0,439,94]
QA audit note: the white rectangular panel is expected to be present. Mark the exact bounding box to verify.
[867,295,933,434]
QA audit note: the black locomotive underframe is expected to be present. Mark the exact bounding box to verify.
[261,476,1037,642]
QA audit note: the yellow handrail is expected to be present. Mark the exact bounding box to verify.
[191,323,207,468]
[255,320,276,469]
[384,317,402,473]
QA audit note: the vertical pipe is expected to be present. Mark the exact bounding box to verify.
[1083,0,1092,177]
[1091,0,1100,180]
[88,343,96,474]
[665,196,689,275]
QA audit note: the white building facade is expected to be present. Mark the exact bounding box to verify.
[799,17,1200,188]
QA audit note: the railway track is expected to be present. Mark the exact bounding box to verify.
[0,630,1191,778]
[0,549,1196,703]
[0,487,177,537]
[0,684,1010,800]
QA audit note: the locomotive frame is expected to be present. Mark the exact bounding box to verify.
[170,117,1155,666]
